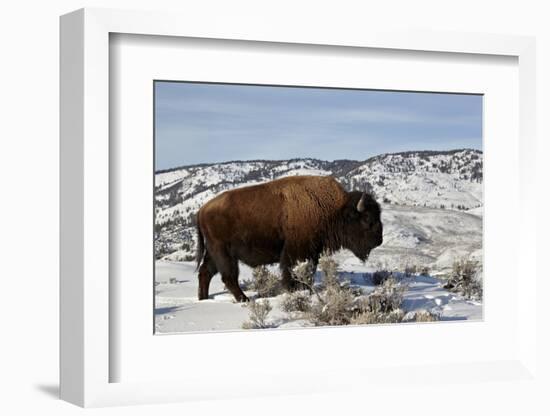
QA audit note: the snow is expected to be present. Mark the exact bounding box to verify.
[155,261,252,333]
[466,206,484,216]
[364,204,482,273]
[155,254,482,334]
[279,168,331,177]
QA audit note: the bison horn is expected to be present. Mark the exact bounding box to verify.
[356,192,366,212]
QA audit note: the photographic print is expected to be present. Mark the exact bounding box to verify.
[154,81,483,334]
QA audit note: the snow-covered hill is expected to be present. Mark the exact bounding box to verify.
[343,149,482,209]
[154,148,483,267]
[154,149,483,333]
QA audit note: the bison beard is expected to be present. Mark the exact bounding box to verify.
[195,175,383,302]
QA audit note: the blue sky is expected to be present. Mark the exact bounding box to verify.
[155,81,482,171]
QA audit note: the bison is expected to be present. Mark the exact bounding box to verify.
[195,175,383,302]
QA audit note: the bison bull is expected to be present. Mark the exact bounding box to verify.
[195,175,383,302]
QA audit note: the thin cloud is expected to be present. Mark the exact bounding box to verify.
[325,108,481,126]
[155,82,482,170]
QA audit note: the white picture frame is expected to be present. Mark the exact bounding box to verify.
[60,7,538,408]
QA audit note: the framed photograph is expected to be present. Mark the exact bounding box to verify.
[60,8,538,408]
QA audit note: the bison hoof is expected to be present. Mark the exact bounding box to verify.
[236,294,249,303]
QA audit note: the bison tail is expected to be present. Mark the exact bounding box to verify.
[195,220,205,271]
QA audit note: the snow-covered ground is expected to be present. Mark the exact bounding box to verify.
[366,204,483,275]
[155,249,482,334]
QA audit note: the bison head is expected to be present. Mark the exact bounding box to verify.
[342,191,383,261]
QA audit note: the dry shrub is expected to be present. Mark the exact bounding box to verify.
[403,309,440,322]
[364,277,405,314]
[242,299,272,329]
[306,258,409,327]
[306,253,360,326]
[239,278,253,291]
[279,254,439,327]
[280,291,312,313]
[341,280,364,297]
[444,258,483,301]
[350,309,405,325]
[251,266,283,298]
[358,278,439,324]
[308,285,356,326]
[419,266,430,277]
[404,264,417,277]
[291,261,315,291]
[351,309,439,325]
[319,252,339,289]
[350,277,408,325]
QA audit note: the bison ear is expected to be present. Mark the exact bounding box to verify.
[356,192,366,212]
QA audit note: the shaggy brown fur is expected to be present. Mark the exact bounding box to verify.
[196,175,383,302]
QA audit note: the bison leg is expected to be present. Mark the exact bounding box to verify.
[281,267,298,292]
[302,255,319,291]
[216,253,248,303]
[279,247,298,292]
[198,251,217,300]
[281,251,319,292]
[222,274,248,303]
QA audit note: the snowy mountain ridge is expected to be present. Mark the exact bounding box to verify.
[155,148,483,261]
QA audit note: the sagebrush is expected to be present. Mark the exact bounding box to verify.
[361,277,405,314]
[318,252,339,289]
[404,264,417,277]
[444,258,483,300]
[350,309,405,325]
[403,309,440,322]
[242,299,273,329]
[243,254,442,329]
[308,284,356,326]
[351,278,439,324]
[280,291,312,313]
[250,266,283,298]
[291,261,316,291]
[307,265,408,326]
